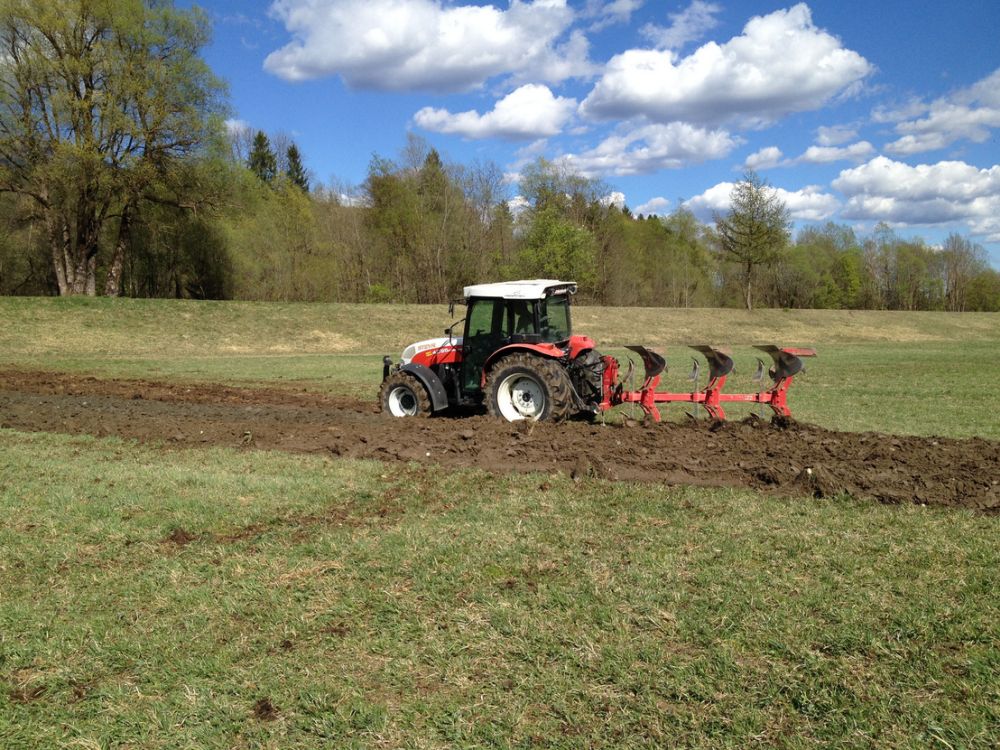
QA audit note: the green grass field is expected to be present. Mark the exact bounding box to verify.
[1,297,998,748]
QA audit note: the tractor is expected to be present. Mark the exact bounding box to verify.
[379,279,815,422]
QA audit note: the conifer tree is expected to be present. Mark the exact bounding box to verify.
[286,144,309,192]
[248,131,277,184]
[714,170,790,311]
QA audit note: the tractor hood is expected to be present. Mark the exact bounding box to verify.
[401,337,462,364]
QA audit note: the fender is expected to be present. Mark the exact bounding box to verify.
[567,335,595,359]
[482,343,565,380]
[400,363,450,412]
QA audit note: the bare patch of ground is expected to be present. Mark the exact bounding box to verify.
[2,370,997,511]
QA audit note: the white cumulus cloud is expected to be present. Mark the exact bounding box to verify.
[833,156,1000,240]
[882,69,1000,155]
[774,185,842,221]
[744,146,784,170]
[264,0,590,92]
[600,190,627,208]
[508,195,531,215]
[797,141,875,164]
[414,84,577,139]
[816,123,858,146]
[634,196,671,216]
[224,118,252,135]
[580,3,872,126]
[744,140,874,168]
[685,181,839,222]
[558,122,741,177]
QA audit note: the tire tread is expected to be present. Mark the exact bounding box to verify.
[485,353,572,422]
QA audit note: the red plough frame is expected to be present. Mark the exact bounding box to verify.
[599,345,816,422]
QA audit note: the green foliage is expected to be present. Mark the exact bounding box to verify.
[967,269,1000,312]
[513,206,597,286]
[0,195,51,294]
[0,82,997,313]
[224,179,339,301]
[519,157,604,217]
[124,208,232,299]
[359,146,489,303]
[0,0,226,296]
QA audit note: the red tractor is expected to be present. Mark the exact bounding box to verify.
[379,279,815,422]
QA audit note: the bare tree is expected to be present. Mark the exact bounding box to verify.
[941,233,987,312]
[269,131,295,175]
[227,122,256,164]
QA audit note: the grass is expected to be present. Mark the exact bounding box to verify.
[2,296,999,437]
[1,431,997,749]
[1,296,998,747]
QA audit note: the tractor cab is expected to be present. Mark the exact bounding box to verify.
[459,280,576,394]
[380,279,599,421]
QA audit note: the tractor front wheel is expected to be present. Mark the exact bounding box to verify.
[380,372,433,418]
[486,353,572,422]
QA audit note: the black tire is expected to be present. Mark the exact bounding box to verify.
[485,353,572,422]
[380,372,432,418]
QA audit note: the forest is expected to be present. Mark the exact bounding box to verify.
[1,0,998,311]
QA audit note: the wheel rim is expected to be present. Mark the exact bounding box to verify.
[497,373,546,421]
[387,386,418,416]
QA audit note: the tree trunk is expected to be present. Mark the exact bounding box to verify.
[50,228,68,296]
[70,253,90,295]
[85,255,97,295]
[104,208,132,297]
[48,216,102,296]
[744,261,754,311]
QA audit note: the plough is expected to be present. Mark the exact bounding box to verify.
[600,345,816,421]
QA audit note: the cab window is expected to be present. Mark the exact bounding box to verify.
[509,300,535,335]
[539,295,571,341]
[462,298,508,392]
[466,299,506,338]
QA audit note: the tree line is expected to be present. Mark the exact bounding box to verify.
[1,0,998,312]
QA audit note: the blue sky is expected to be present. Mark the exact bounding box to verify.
[188,1,1000,265]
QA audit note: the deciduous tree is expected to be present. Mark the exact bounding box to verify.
[714,170,790,311]
[0,0,225,296]
[941,233,987,312]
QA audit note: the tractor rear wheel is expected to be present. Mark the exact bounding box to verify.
[485,353,572,422]
[380,372,432,418]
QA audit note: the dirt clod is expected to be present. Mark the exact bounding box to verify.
[8,685,46,703]
[253,698,279,721]
[165,527,196,546]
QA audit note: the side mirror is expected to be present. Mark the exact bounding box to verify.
[445,317,465,342]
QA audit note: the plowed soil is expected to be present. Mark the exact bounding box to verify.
[2,370,998,511]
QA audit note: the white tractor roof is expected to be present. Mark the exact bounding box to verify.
[463,279,577,300]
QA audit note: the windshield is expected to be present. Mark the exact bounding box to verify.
[540,294,571,342]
